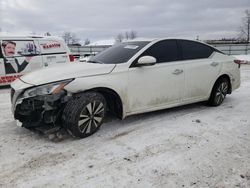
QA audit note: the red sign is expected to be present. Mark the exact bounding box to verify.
[42,43,61,49]
[0,75,22,84]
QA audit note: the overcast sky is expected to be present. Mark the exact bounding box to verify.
[0,0,249,43]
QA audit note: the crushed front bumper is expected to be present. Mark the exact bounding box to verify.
[11,88,70,128]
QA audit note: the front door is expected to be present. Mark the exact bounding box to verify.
[127,40,184,113]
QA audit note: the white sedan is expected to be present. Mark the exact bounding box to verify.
[11,38,241,138]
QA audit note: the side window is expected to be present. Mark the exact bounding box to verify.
[0,42,3,58]
[1,40,42,75]
[180,40,213,60]
[1,40,39,57]
[140,40,180,63]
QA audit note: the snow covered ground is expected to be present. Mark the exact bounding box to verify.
[0,66,250,188]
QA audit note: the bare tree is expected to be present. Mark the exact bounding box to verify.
[240,9,250,42]
[44,32,51,36]
[129,30,137,40]
[125,31,130,40]
[84,38,91,45]
[62,31,80,45]
[115,33,124,43]
[71,33,80,44]
[62,32,71,44]
[115,30,138,43]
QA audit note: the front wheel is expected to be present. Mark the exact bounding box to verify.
[62,92,106,138]
[208,78,229,106]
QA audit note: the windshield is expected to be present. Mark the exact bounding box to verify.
[88,41,150,64]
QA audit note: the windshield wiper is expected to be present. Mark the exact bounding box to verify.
[87,60,104,64]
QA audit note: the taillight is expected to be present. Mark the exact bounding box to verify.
[234,59,242,64]
[69,55,75,62]
[234,59,241,68]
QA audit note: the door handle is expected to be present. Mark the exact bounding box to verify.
[172,69,183,75]
[211,62,219,67]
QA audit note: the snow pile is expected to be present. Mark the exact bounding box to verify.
[87,39,115,46]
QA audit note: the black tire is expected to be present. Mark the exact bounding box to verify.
[62,92,106,138]
[208,78,229,106]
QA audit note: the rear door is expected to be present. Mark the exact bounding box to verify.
[39,39,69,67]
[178,40,221,102]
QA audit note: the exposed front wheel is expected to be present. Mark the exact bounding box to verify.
[62,92,106,138]
[208,78,229,106]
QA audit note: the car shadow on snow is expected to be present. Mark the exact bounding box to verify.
[13,99,230,143]
[92,100,226,141]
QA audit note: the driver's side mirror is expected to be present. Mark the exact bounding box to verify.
[137,56,156,67]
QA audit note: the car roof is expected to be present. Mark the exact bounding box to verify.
[125,38,216,49]
[126,38,206,43]
[0,35,63,41]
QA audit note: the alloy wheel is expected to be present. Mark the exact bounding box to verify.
[215,81,228,105]
[78,101,105,134]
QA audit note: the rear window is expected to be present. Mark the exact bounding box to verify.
[179,40,213,60]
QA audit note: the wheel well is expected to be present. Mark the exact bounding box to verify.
[84,87,123,119]
[215,74,232,94]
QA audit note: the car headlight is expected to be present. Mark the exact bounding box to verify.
[23,79,73,98]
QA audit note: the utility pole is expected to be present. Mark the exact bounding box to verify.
[240,9,250,42]
[247,11,250,42]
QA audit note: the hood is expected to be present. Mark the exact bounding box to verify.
[19,62,116,86]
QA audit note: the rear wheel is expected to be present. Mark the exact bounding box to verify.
[208,78,229,106]
[62,92,106,138]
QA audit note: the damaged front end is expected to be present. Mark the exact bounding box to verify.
[11,79,73,131]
